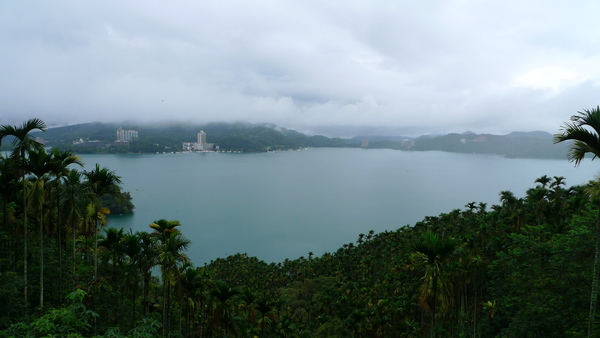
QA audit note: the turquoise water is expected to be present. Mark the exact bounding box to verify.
[79,148,597,265]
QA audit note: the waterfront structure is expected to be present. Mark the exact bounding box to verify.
[72,139,109,148]
[183,130,214,151]
[198,130,206,145]
[116,128,138,141]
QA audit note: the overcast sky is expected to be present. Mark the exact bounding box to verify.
[2,1,600,136]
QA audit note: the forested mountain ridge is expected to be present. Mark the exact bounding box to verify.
[366,130,568,158]
[412,131,568,158]
[18,121,568,158]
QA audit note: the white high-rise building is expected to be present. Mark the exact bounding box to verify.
[197,131,206,145]
[116,128,138,141]
[183,130,214,151]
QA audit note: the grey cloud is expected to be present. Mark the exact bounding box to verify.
[1,1,600,135]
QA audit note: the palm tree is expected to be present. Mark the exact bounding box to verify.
[133,231,157,317]
[60,169,92,290]
[150,218,181,240]
[499,190,517,209]
[22,148,58,310]
[99,227,125,276]
[210,279,242,336]
[0,118,47,306]
[554,106,600,337]
[412,231,457,336]
[240,287,258,324]
[161,233,191,337]
[477,202,487,214]
[525,186,548,225]
[255,296,274,336]
[0,156,19,267]
[499,190,524,230]
[551,176,566,189]
[0,156,18,232]
[121,231,143,330]
[49,149,83,282]
[179,264,210,336]
[151,219,191,337]
[23,148,84,309]
[535,175,551,188]
[0,118,47,159]
[84,164,121,280]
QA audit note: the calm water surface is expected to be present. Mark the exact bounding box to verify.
[79,148,597,264]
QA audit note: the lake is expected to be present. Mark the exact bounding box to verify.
[79,148,597,265]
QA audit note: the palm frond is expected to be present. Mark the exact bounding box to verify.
[555,107,600,166]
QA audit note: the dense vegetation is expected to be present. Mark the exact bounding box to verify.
[1,117,598,337]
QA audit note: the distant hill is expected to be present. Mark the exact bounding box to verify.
[358,130,567,159]
[411,131,567,159]
[2,121,567,158]
[505,131,554,139]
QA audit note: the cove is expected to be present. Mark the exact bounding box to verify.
[79,147,597,265]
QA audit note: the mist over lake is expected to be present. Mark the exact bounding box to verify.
[80,148,597,265]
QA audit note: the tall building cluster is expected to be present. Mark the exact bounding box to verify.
[116,128,138,141]
[183,130,214,151]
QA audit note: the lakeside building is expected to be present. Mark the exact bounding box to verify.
[183,130,214,151]
[116,128,138,141]
[198,130,206,145]
[113,140,130,147]
[72,139,110,148]
[72,135,129,148]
